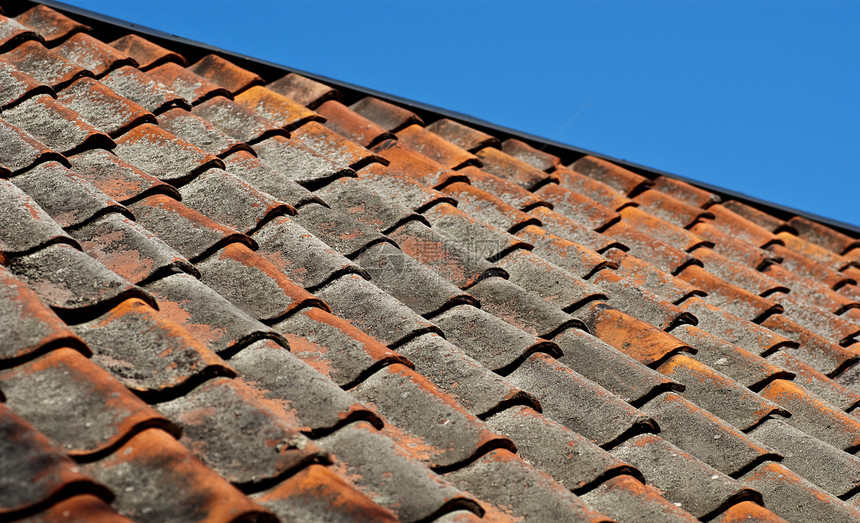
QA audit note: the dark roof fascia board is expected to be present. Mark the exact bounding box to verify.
[31,0,860,236]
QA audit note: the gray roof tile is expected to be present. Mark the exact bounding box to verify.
[155,377,325,488]
[507,353,657,448]
[611,434,760,519]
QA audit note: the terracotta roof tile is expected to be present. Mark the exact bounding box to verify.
[108,33,186,70]
[3,6,859,519]
[678,297,797,356]
[229,338,378,433]
[0,265,87,367]
[444,448,611,522]
[234,85,323,131]
[602,219,700,273]
[158,107,252,158]
[84,428,274,522]
[222,149,321,207]
[500,137,560,172]
[14,5,90,45]
[187,53,264,95]
[253,134,352,188]
[712,501,789,523]
[113,123,223,184]
[789,215,860,255]
[397,123,481,169]
[396,332,539,417]
[556,165,635,210]
[0,58,53,109]
[428,118,499,153]
[387,220,504,288]
[441,181,539,232]
[127,194,255,261]
[357,165,454,214]
[581,474,699,522]
[101,65,188,114]
[671,324,792,389]
[293,202,390,257]
[316,176,422,233]
[251,463,398,522]
[610,434,760,519]
[273,307,409,388]
[497,248,606,312]
[0,403,110,520]
[320,421,481,521]
[576,302,692,365]
[638,392,780,476]
[191,95,286,144]
[739,462,860,522]
[156,377,326,487]
[657,354,787,431]
[145,61,231,106]
[12,161,129,229]
[722,199,786,232]
[291,120,383,170]
[768,350,860,411]
[54,32,136,77]
[748,417,860,498]
[422,202,531,261]
[606,250,705,303]
[266,72,340,109]
[57,77,155,138]
[488,406,640,491]
[676,264,782,321]
[553,327,683,406]
[2,40,90,90]
[352,363,513,469]
[759,379,860,451]
[0,14,41,53]
[0,177,75,258]
[355,242,475,317]
[178,167,294,234]
[570,155,653,196]
[476,146,558,191]
[72,297,231,399]
[316,273,440,347]
[506,352,656,448]
[316,99,394,147]
[71,213,196,284]
[3,94,112,155]
[589,270,697,330]
[350,96,424,132]
[516,223,613,278]
[468,276,584,338]
[144,272,284,356]
[651,174,721,208]
[197,242,325,323]
[0,347,178,457]
[433,304,559,373]
[8,242,154,319]
[23,494,134,523]
[252,216,364,291]
[534,182,619,229]
[373,140,464,187]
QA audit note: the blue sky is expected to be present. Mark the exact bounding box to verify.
[61,0,860,228]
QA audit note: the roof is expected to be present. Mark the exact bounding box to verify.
[1,2,860,522]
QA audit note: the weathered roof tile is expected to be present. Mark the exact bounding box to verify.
[71,213,196,284]
[14,5,90,45]
[506,352,657,447]
[0,348,178,456]
[108,33,185,70]
[54,32,136,77]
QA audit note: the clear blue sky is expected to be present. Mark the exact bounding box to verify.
[61,0,860,228]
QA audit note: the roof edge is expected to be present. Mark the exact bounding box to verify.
[30,0,859,236]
